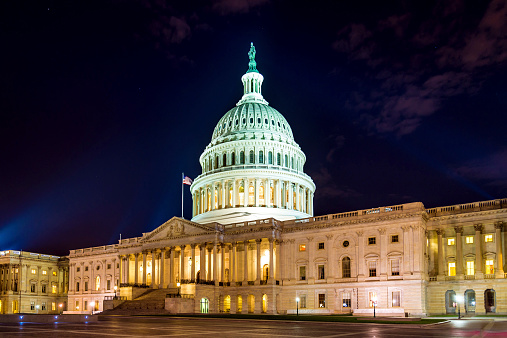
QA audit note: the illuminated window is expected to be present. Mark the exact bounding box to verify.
[299,244,306,252]
[391,259,400,276]
[75,301,79,310]
[485,234,493,242]
[342,257,351,278]
[318,294,326,308]
[248,186,254,205]
[259,186,265,205]
[391,235,399,243]
[299,266,306,281]
[52,285,57,294]
[342,292,351,307]
[369,261,377,277]
[31,269,36,274]
[447,238,455,246]
[95,276,100,291]
[466,261,475,275]
[239,186,244,205]
[466,236,474,244]
[42,270,47,275]
[52,271,57,276]
[369,291,377,307]
[52,302,56,311]
[448,262,456,276]
[485,259,494,274]
[300,295,306,308]
[368,237,376,245]
[318,242,324,250]
[392,291,401,307]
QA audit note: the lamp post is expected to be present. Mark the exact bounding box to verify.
[177,282,181,296]
[35,304,40,314]
[372,295,377,318]
[59,303,63,315]
[456,295,464,319]
[90,301,95,315]
[295,297,299,316]
[114,285,118,299]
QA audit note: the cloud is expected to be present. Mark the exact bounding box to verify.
[212,0,269,15]
[455,149,507,189]
[150,16,191,44]
[325,134,345,163]
[332,0,507,136]
[312,167,361,199]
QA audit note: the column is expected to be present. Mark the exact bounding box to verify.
[191,244,196,282]
[211,183,216,211]
[256,239,262,284]
[243,179,248,207]
[436,229,445,279]
[151,251,156,287]
[356,231,364,280]
[222,180,227,209]
[243,240,249,283]
[295,183,300,211]
[455,226,464,277]
[200,243,206,281]
[169,247,175,286]
[231,243,236,283]
[142,252,147,285]
[474,224,483,278]
[287,182,293,209]
[180,245,186,281]
[7,264,12,291]
[160,249,165,288]
[213,242,218,284]
[232,179,237,207]
[221,244,225,282]
[276,240,281,280]
[276,179,282,208]
[268,239,274,283]
[495,222,504,277]
[125,256,130,285]
[254,179,259,207]
[207,247,212,281]
[134,253,140,285]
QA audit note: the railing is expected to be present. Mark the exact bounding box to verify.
[429,277,437,281]
[445,276,455,281]
[166,294,194,299]
[119,283,149,288]
[484,274,495,279]
[426,198,506,216]
[260,280,267,285]
[247,281,255,285]
[194,164,312,181]
[236,282,243,286]
[195,280,216,285]
[465,275,475,280]
[104,296,127,301]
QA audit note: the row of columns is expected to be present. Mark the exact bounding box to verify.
[435,222,504,278]
[193,178,314,216]
[118,238,281,288]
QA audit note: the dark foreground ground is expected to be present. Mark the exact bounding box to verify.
[0,315,506,337]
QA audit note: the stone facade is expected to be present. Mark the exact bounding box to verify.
[0,250,68,314]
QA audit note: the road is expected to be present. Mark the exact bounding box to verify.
[0,316,506,337]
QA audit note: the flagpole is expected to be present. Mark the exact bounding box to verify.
[181,172,184,219]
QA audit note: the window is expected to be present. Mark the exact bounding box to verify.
[448,238,455,246]
[369,261,377,277]
[42,270,47,275]
[31,269,36,274]
[52,271,57,276]
[268,151,273,164]
[342,292,351,307]
[31,283,36,293]
[31,301,35,310]
[299,244,306,251]
[391,259,400,276]
[392,291,401,307]
[391,235,399,243]
[107,264,111,270]
[466,261,475,275]
[318,265,325,280]
[96,265,100,271]
[318,242,324,250]
[85,281,88,291]
[117,263,120,269]
[369,291,377,307]
[485,234,493,242]
[300,295,306,308]
[84,301,87,310]
[368,237,376,245]
[259,151,264,163]
[76,282,80,292]
[299,266,306,281]
[240,151,245,164]
[318,294,326,308]
[75,301,79,310]
[448,262,456,276]
[485,259,494,274]
[231,152,235,165]
[466,236,474,244]
[76,267,80,273]
[277,153,281,165]
[284,154,288,167]
[41,302,46,311]
[52,302,56,311]
[107,279,111,290]
[342,257,351,278]
[52,285,57,294]
[42,284,47,293]
[95,276,100,291]
[85,266,89,272]
[343,240,349,247]
[249,150,255,164]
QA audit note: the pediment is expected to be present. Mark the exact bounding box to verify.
[142,217,215,242]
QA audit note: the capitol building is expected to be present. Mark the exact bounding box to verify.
[2,44,506,316]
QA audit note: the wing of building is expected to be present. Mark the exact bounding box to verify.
[11,44,507,317]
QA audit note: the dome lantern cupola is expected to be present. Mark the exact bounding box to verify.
[237,43,268,106]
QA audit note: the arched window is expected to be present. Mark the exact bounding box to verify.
[259,151,264,164]
[268,151,273,164]
[204,159,208,172]
[277,153,281,166]
[342,257,351,278]
[291,157,294,169]
[285,155,288,167]
[239,186,244,205]
[231,152,235,165]
[259,185,265,205]
[200,298,209,313]
[215,156,219,169]
[223,153,227,167]
[95,276,100,291]
[262,294,268,313]
[248,186,254,205]
[249,150,255,164]
[209,157,212,171]
[240,151,245,164]
[224,295,231,313]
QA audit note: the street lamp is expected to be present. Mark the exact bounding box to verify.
[90,301,95,315]
[114,285,118,299]
[371,295,377,318]
[456,295,464,319]
[295,297,300,316]
[177,282,181,296]
[35,304,40,314]
[59,303,63,315]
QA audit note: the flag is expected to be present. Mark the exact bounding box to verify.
[183,176,193,185]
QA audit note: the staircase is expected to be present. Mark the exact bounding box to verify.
[100,288,179,316]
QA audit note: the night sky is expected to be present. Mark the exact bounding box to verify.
[1,1,506,256]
